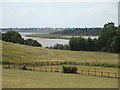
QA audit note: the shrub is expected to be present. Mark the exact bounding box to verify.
[62,66,77,74]
[20,65,28,70]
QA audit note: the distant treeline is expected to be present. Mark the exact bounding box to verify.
[49,22,120,53]
[0,27,63,31]
[1,31,42,47]
[50,27,102,36]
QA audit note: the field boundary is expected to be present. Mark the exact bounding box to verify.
[2,64,119,79]
[1,60,120,68]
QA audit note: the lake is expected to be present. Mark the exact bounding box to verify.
[19,32,69,47]
[20,32,99,47]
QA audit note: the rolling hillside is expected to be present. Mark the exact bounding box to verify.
[1,40,118,64]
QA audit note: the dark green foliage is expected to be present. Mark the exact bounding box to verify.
[25,39,42,47]
[62,66,77,74]
[51,28,102,36]
[69,37,87,51]
[2,31,25,44]
[86,37,95,51]
[69,22,120,53]
[48,44,70,50]
[2,31,42,47]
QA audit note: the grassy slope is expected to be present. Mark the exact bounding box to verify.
[2,41,118,64]
[2,69,118,88]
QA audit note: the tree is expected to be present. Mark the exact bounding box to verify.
[2,31,42,47]
[2,31,25,44]
[86,37,94,51]
[69,37,87,51]
[98,22,117,52]
[25,39,42,47]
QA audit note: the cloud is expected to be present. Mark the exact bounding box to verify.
[1,2,118,27]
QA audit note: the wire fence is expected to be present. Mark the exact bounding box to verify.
[2,64,119,79]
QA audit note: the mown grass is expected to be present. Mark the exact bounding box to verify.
[2,69,119,88]
[2,41,118,64]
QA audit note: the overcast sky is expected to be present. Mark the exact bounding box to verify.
[1,2,118,28]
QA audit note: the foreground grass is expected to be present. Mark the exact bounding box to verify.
[2,69,118,88]
[2,41,118,64]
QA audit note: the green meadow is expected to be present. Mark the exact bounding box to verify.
[2,41,118,64]
[2,69,118,88]
[1,40,119,88]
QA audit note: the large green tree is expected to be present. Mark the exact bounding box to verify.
[2,31,42,47]
[69,37,87,51]
[98,22,117,52]
[2,31,25,44]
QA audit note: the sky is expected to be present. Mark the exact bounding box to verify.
[0,1,118,28]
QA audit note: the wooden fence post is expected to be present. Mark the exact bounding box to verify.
[57,68,59,72]
[81,70,83,75]
[40,67,41,71]
[51,68,52,72]
[115,73,117,78]
[101,72,103,77]
[13,64,15,69]
[34,66,35,71]
[108,72,110,78]
[88,70,89,75]
[94,71,96,76]
[8,64,10,69]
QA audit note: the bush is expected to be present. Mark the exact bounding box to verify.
[20,65,28,70]
[25,39,42,47]
[62,66,77,74]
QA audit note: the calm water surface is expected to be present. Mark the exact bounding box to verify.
[19,32,69,47]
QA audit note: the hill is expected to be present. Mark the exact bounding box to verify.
[1,40,118,64]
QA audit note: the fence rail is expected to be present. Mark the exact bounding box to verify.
[2,64,119,79]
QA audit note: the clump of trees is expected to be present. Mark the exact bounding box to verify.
[2,31,42,47]
[69,22,120,53]
[51,27,102,36]
[47,44,70,50]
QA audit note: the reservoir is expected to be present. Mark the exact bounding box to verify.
[19,32,69,47]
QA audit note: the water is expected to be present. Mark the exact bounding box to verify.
[19,32,69,47]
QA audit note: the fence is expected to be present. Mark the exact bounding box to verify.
[2,64,119,79]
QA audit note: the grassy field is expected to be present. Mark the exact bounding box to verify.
[2,69,118,88]
[2,41,119,88]
[2,41,118,64]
